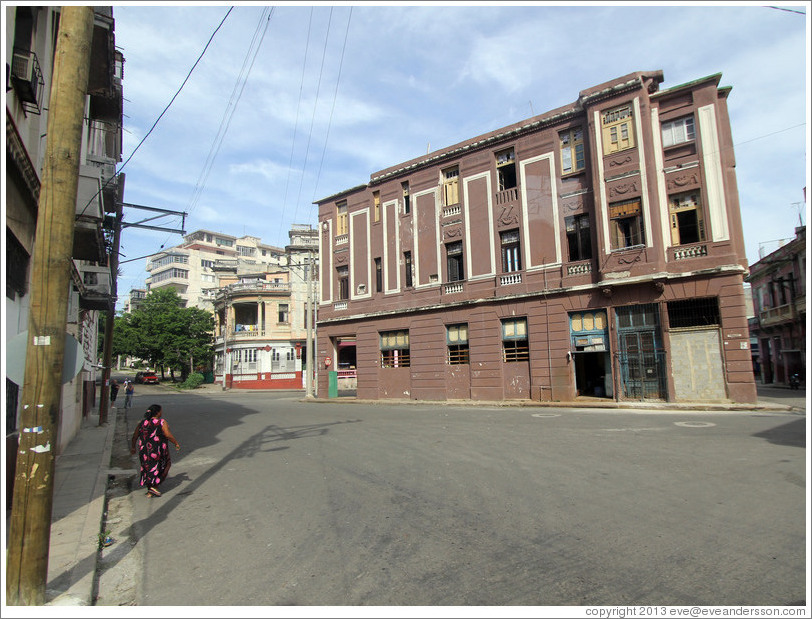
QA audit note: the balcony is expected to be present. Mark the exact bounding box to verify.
[759,295,805,328]
[72,260,113,311]
[673,244,708,260]
[73,165,107,262]
[500,273,522,286]
[444,282,464,295]
[231,325,265,339]
[494,187,519,206]
[86,118,120,164]
[567,261,592,276]
[215,280,291,303]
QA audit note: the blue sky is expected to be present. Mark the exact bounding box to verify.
[112,2,809,309]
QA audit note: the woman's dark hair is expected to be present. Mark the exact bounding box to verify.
[143,404,162,420]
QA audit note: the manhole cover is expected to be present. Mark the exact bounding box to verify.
[674,421,716,428]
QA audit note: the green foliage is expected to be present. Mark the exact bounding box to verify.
[179,372,205,390]
[110,289,214,378]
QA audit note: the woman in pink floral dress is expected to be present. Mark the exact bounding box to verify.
[130,404,180,497]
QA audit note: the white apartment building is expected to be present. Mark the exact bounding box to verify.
[144,229,287,310]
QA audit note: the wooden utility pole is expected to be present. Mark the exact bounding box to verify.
[6,6,95,605]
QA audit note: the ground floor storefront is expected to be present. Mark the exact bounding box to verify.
[316,274,757,404]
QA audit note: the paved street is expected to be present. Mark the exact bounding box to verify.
[97,383,806,607]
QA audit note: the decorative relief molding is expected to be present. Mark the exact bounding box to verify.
[444,226,463,239]
[441,218,462,227]
[666,172,700,192]
[562,198,583,212]
[609,181,639,198]
[334,252,348,264]
[497,205,519,227]
[608,155,633,167]
[616,253,642,265]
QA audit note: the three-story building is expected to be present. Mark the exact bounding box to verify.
[315,70,757,404]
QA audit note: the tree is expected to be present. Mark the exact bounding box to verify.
[114,289,214,380]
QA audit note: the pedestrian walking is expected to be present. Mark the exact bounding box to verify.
[130,404,180,498]
[110,379,119,407]
[124,380,135,410]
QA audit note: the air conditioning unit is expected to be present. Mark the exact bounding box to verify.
[11,48,44,114]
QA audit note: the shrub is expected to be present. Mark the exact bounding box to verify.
[179,372,205,390]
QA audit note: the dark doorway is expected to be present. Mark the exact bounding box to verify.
[574,351,611,398]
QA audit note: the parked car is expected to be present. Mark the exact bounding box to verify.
[135,371,159,385]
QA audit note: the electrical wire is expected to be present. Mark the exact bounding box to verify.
[76,6,234,220]
[187,6,274,216]
[283,7,335,241]
[279,7,315,245]
[141,7,274,266]
[310,7,353,206]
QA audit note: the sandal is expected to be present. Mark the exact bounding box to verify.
[148,487,162,497]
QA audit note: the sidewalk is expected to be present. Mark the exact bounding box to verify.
[12,382,805,606]
[45,408,117,605]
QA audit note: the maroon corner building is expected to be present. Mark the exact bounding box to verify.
[314,70,757,405]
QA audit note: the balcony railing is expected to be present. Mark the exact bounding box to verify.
[442,205,461,217]
[494,187,519,206]
[335,234,349,245]
[334,301,348,310]
[231,325,265,338]
[759,304,793,327]
[444,282,464,294]
[567,261,592,275]
[673,244,708,260]
[86,119,120,161]
[500,273,522,286]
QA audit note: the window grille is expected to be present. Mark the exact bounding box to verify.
[447,324,469,365]
[667,298,720,328]
[502,318,529,362]
[380,330,410,368]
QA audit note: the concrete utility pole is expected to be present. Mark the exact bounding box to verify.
[6,6,95,605]
[305,250,314,398]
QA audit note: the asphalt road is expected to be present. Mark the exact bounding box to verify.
[98,382,807,607]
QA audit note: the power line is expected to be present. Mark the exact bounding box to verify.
[76,6,234,220]
[279,7,316,244]
[766,6,807,15]
[311,7,353,206]
[287,7,335,238]
[187,6,274,216]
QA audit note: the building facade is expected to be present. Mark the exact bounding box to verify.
[315,70,757,404]
[746,225,806,385]
[211,225,318,389]
[6,7,123,493]
[142,229,286,311]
